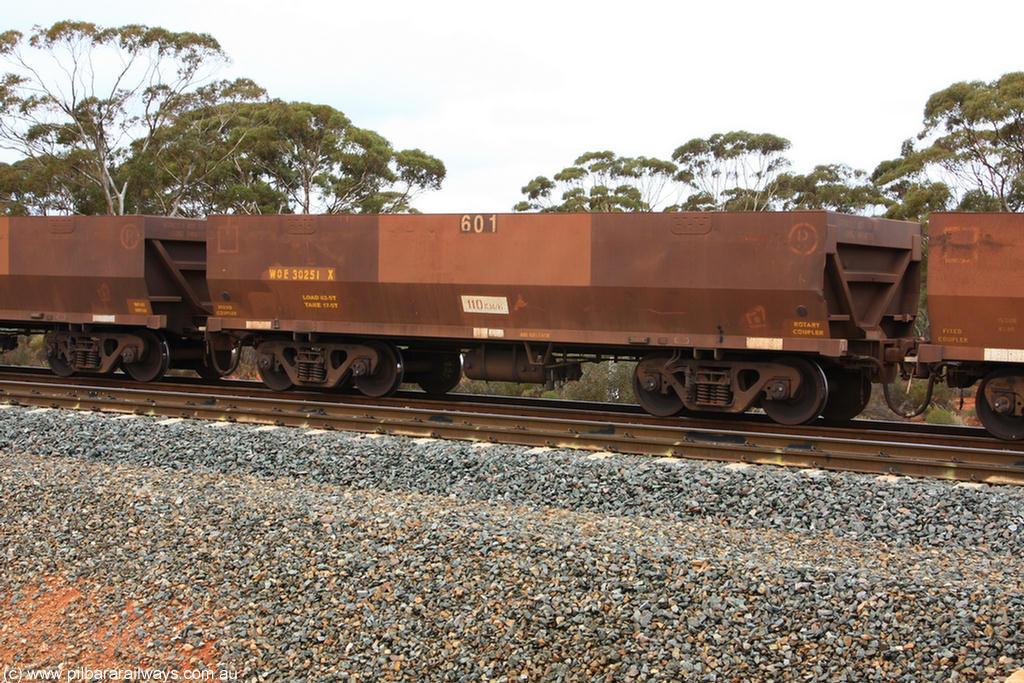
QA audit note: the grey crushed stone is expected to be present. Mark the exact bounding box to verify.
[0,405,1021,681]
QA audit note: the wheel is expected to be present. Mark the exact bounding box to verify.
[977,369,1024,440]
[258,359,293,391]
[633,357,685,417]
[762,357,828,426]
[196,346,239,381]
[416,352,462,395]
[47,349,74,377]
[354,343,404,398]
[123,331,170,382]
[821,369,871,422]
[195,364,220,381]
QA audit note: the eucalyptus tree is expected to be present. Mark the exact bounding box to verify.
[0,156,85,215]
[127,97,446,216]
[870,144,951,222]
[780,164,890,214]
[873,72,1024,217]
[515,151,678,212]
[670,131,791,211]
[0,21,231,215]
[124,78,271,216]
[239,100,445,215]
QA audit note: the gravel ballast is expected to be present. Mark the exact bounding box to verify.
[0,404,1022,681]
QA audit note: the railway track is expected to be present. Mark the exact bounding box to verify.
[2,366,1023,485]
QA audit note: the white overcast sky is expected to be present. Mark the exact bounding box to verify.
[5,0,1024,212]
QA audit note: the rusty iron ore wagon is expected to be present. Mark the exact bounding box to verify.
[204,211,921,425]
[916,212,1024,439]
[0,215,232,381]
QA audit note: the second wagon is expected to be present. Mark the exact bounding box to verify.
[204,211,921,424]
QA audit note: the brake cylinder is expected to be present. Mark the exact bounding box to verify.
[462,346,547,383]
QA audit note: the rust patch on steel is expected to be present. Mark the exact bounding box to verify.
[928,213,1024,357]
[2,216,206,334]
[378,214,591,286]
[210,211,919,358]
[787,222,821,254]
[216,222,239,253]
[0,217,8,276]
[208,213,378,283]
[119,222,142,250]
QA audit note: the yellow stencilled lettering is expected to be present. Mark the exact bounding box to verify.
[214,303,239,317]
[127,299,152,315]
[302,293,339,310]
[937,327,968,344]
[791,321,825,337]
[459,214,498,234]
[998,317,1017,334]
[265,267,334,281]
[520,330,552,339]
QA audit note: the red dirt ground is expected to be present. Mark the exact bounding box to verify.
[0,575,222,673]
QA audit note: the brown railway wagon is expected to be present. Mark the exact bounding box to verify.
[207,211,921,425]
[0,215,221,381]
[919,212,1024,439]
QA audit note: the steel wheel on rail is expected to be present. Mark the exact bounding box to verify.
[632,355,686,417]
[196,363,224,382]
[353,342,405,398]
[123,331,170,382]
[416,352,462,396]
[196,345,240,381]
[761,356,828,426]
[46,347,74,377]
[257,358,293,391]
[821,368,871,422]
[976,368,1024,440]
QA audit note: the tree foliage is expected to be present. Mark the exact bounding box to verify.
[202,100,447,215]
[779,164,890,213]
[0,21,229,215]
[872,72,1024,218]
[922,72,1024,211]
[515,151,678,212]
[0,21,445,217]
[519,73,1024,220]
[517,133,883,215]
[126,97,447,216]
[671,131,791,211]
[123,78,271,216]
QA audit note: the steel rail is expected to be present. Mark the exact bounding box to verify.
[0,366,986,439]
[1,370,1022,485]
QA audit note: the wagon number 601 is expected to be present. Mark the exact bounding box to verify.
[460,214,497,234]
